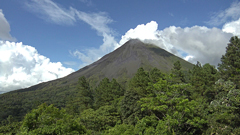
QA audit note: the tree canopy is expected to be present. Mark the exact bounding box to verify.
[218,36,240,88]
[2,36,240,134]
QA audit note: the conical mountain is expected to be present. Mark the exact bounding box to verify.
[7,39,193,93]
[0,39,193,122]
[68,39,192,80]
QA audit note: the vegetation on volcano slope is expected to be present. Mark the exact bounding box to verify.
[1,36,240,134]
[0,39,194,124]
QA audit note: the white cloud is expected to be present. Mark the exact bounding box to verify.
[168,12,174,17]
[71,10,117,68]
[0,9,15,41]
[119,21,233,66]
[207,1,240,26]
[74,10,113,35]
[71,33,118,68]
[119,21,159,45]
[63,61,77,66]
[24,0,239,68]
[118,21,177,57]
[25,0,76,25]
[160,26,233,65]
[184,55,194,61]
[26,0,113,34]
[70,18,235,68]
[26,0,118,68]
[0,41,74,93]
[79,0,93,6]
[222,18,240,36]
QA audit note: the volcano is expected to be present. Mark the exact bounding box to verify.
[0,39,193,121]
[7,39,193,93]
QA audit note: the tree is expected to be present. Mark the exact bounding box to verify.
[218,36,240,88]
[94,78,111,109]
[80,105,120,131]
[119,68,151,125]
[190,62,219,101]
[171,61,185,83]
[149,68,165,83]
[77,76,94,110]
[104,123,134,135]
[139,78,207,134]
[207,79,240,134]
[133,115,158,134]
[120,89,143,125]
[0,115,21,134]
[94,78,124,109]
[109,78,125,99]
[66,76,93,114]
[128,67,151,97]
[20,103,86,134]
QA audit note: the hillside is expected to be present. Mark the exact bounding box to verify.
[9,39,193,93]
[0,39,193,122]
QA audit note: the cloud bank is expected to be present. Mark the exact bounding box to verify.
[117,2,240,66]
[0,41,74,93]
[119,21,234,66]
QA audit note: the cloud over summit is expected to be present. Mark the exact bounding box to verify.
[119,21,159,45]
[119,21,234,66]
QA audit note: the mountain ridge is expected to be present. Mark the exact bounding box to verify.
[0,38,194,122]
[7,39,193,93]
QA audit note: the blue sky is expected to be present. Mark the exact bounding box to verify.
[0,0,240,93]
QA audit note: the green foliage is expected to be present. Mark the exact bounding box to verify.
[218,36,240,88]
[110,78,125,97]
[104,124,134,135]
[190,62,219,101]
[66,76,93,114]
[94,78,124,109]
[80,105,120,131]
[128,67,151,97]
[3,36,240,134]
[120,89,144,125]
[171,61,186,83]
[149,68,165,83]
[120,68,153,125]
[207,79,240,134]
[139,77,207,134]
[20,103,86,134]
[133,115,158,135]
[0,115,21,134]
[104,116,158,135]
[78,76,93,98]
[0,84,78,123]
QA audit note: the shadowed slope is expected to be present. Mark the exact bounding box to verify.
[8,39,193,93]
[65,39,192,83]
[0,39,193,122]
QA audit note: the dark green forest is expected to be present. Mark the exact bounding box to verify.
[1,36,240,134]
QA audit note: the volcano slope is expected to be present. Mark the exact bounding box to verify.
[0,39,193,121]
